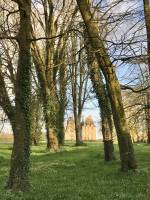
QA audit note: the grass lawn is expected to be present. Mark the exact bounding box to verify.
[0,142,150,200]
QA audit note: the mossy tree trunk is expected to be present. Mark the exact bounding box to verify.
[31,3,77,148]
[0,59,16,133]
[31,95,42,146]
[88,53,115,161]
[145,90,150,143]
[57,73,66,146]
[31,0,68,151]
[143,0,150,143]
[55,49,67,146]
[77,0,137,171]
[44,92,59,151]
[31,41,59,151]
[57,108,65,145]
[44,2,59,151]
[102,118,115,161]
[6,0,32,191]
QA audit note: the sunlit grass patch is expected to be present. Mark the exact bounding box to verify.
[0,142,150,200]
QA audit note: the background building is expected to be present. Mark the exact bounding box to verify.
[65,115,97,141]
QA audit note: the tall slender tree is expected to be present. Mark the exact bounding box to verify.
[31,1,77,149]
[0,56,15,134]
[6,0,32,191]
[76,0,137,171]
[143,0,150,143]
[87,50,115,161]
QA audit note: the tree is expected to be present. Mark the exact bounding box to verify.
[31,0,77,149]
[68,33,90,145]
[5,0,32,191]
[31,93,43,146]
[143,0,150,143]
[0,56,15,134]
[87,49,115,161]
[76,0,137,171]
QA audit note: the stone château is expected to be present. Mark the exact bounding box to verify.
[65,116,97,140]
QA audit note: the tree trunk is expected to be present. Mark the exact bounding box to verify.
[77,0,137,171]
[33,138,38,146]
[87,47,115,161]
[30,94,42,146]
[102,116,115,161]
[103,140,114,162]
[72,85,83,145]
[0,59,16,135]
[56,63,67,146]
[44,95,59,151]
[45,122,59,151]
[74,115,83,146]
[75,126,83,145]
[146,91,150,143]
[143,0,150,143]
[57,107,65,145]
[31,43,59,151]
[6,0,32,191]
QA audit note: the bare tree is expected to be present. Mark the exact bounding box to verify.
[143,0,150,143]
[31,0,77,150]
[0,0,33,189]
[3,0,32,191]
[87,48,115,161]
[68,33,91,145]
[76,0,137,171]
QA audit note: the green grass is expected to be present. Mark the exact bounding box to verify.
[0,142,150,200]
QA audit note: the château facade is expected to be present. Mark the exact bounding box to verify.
[65,116,97,140]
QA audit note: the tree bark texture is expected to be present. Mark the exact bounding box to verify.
[88,53,115,161]
[143,0,150,143]
[6,0,32,191]
[31,42,59,151]
[76,0,137,170]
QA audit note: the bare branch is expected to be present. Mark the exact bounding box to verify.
[121,84,150,93]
